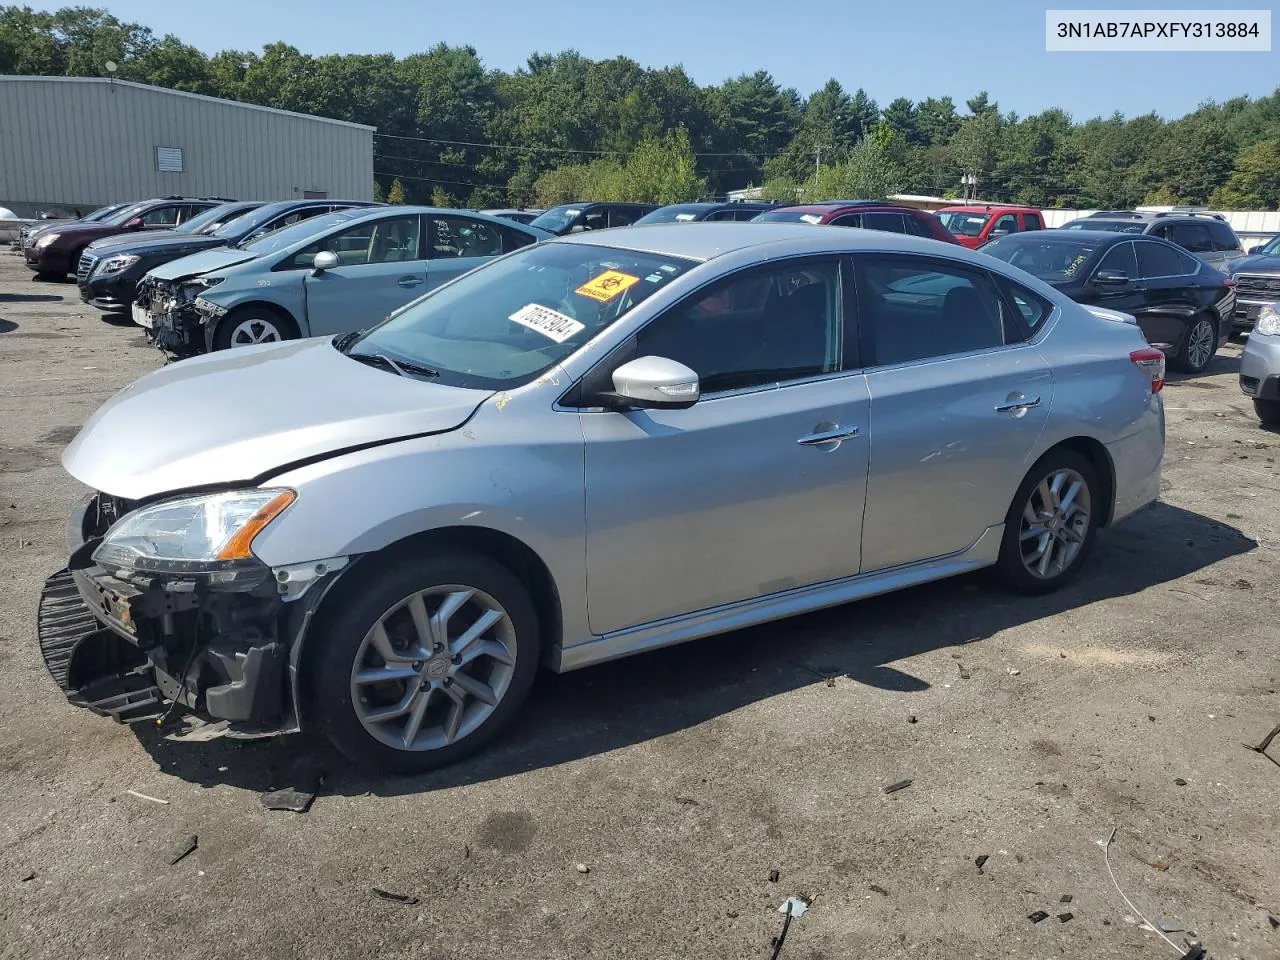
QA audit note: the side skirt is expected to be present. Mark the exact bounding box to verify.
[552,524,1004,672]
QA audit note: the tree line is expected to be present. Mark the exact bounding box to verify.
[3,5,1280,210]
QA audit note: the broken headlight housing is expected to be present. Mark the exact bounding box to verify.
[180,276,224,301]
[1256,303,1280,337]
[93,489,295,576]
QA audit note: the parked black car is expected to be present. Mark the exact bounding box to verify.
[478,208,543,225]
[1225,234,1280,334]
[1058,210,1245,272]
[982,229,1235,373]
[528,202,658,235]
[634,201,779,224]
[77,199,382,311]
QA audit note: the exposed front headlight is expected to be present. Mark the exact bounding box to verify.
[94,254,141,275]
[1256,303,1280,336]
[33,232,60,249]
[93,489,295,574]
[180,276,224,300]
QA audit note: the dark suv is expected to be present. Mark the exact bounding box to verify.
[24,197,230,278]
[750,201,961,243]
[982,229,1235,374]
[1059,210,1245,271]
[77,199,383,311]
[528,202,658,235]
[635,201,779,223]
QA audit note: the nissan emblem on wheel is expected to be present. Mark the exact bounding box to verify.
[37,223,1165,773]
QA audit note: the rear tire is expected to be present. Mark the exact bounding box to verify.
[211,307,298,351]
[1255,398,1280,426]
[995,450,1101,595]
[1170,315,1217,374]
[305,551,541,774]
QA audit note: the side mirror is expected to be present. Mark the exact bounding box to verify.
[1248,245,1262,255]
[311,250,340,274]
[124,217,143,229]
[989,228,1011,238]
[1093,269,1130,286]
[569,224,587,234]
[601,356,700,410]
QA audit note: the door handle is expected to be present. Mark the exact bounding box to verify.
[397,276,425,288]
[797,425,860,445]
[994,394,1041,413]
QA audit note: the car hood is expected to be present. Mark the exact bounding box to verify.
[1231,254,1280,275]
[63,338,494,499]
[89,233,226,256]
[147,247,259,281]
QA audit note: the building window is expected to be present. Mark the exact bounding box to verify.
[303,190,328,199]
[155,146,184,173]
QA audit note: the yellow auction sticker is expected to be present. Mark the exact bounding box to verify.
[575,270,641,302]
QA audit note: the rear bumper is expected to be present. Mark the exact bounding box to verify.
[1106,408,1165,526]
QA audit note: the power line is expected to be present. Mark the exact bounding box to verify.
[374,170,510,191]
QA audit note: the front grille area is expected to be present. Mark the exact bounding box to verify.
[1234,274,1280,299]
[76,251,98,285]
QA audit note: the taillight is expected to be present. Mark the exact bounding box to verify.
[1130,348,1165,394]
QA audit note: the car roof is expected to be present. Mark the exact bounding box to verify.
[551,221,972,263]
[1002,229,1127,243]
[939,204,1039,213]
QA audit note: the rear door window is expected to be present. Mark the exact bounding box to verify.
[1135,241,1192,279]
[1208,220,1240,252]
[427,215,503,258]
[856,255,1008,365]
[830,214,862,228]
[1164,222,1213,253]
[1021,213,1043,231]
[862,212,910,234]
[608,207,641,227]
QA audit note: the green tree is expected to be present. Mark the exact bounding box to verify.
[951,112,1001,198]
[881,97,919,145]
[1162,110,1235,203]
[387,178,408,204]
[1210,139,1280,208]
[372,180,385,202]
[803,127,902,201]
[625,128,706,203]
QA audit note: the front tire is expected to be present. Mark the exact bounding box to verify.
[211,307,297,351]
[306,552,541,774]
[1255,398,1280,426]
[1171,315,1217,374]
[995,450,1101,595]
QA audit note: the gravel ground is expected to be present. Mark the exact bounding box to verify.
[1,252,1278,960]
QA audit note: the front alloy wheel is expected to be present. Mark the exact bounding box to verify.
[308,552,540,773]
[996,450,1100,594]
[228,316,283,347]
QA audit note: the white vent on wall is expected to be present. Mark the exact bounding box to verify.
[155,146,184,173]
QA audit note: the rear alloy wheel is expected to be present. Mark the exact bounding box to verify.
[212,309,296,350]
[996,450,1100,595]
[1172,316,1216,374]
[1255,398,1280,426]
[308,552,540,773]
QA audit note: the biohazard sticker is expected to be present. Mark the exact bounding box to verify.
[575,269,641,302]
[509,303,585,343]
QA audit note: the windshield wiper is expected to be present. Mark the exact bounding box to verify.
[347,351,440,379]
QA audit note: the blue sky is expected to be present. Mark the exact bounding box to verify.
[45,0,1280,119]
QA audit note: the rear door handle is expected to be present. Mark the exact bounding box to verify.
[994,394,1041,413]
[797,426,860,445]
[397,276,425,288]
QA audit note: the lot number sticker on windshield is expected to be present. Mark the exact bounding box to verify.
[575,269,640,303]
[509,303,586,343]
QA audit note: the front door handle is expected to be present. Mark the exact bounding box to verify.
[797,425,860,446]
[994,394,1041,413]
[397,276,425,288]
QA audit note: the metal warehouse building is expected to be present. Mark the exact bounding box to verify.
[0,76,374,218]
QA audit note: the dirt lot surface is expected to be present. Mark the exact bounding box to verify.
[1,252,1278,960]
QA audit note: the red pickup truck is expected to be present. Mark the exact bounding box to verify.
[936,205,1046,249]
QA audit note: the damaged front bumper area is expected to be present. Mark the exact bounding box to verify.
[138,278,216,356]
[37,493,341,739]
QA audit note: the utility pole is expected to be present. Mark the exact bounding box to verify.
[815,144,822,176]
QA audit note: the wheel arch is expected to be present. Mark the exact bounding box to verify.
[1036,436,1116,527]
[300,524,563,673]
[209,300,300,348]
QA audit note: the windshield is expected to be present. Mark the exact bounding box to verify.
[102,203,149,226]
[242,212,355,253]
[1258,235,1280,255]
[938,211,991,237]
[84,203,126,223]
[636,205,709,224]
[176,204,248,234]
[1062,219,1143,233]
[983,237,1099,283]
[345,242,698,389]
[751,209,825,224]
[528,205,583,233]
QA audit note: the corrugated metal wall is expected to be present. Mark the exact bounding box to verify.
[0,77,374,214]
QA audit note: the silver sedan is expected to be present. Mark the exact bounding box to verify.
[41,223,1166,772]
